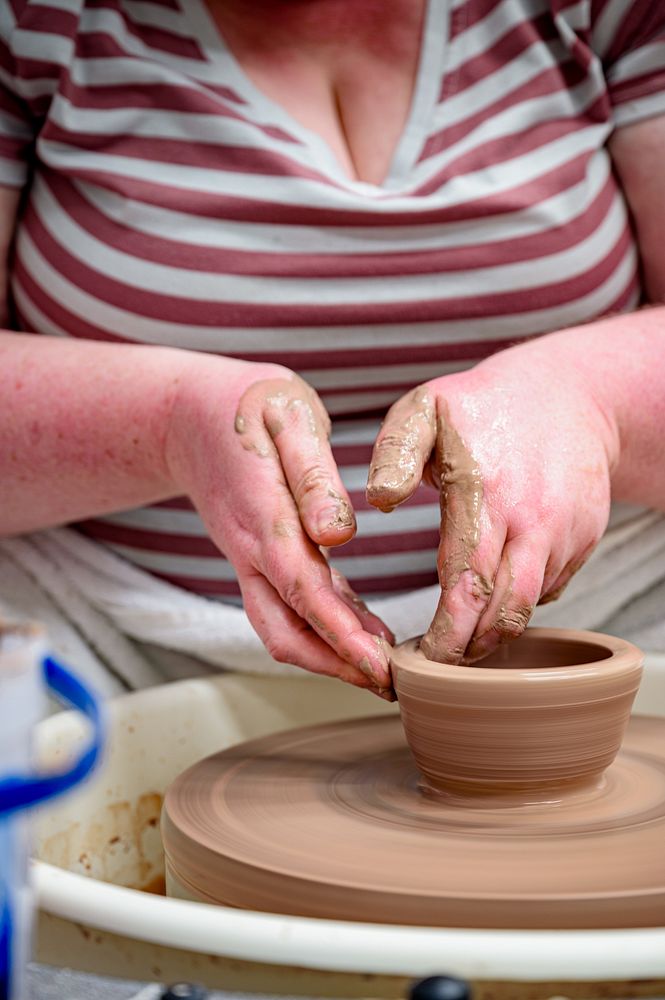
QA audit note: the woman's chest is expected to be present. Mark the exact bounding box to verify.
[200,0,428,185]
[10,0,641,414]
[12,145,639,418]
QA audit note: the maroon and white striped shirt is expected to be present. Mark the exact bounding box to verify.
[1,0,664,599]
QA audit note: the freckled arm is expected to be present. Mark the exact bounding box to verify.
[0,332,191,534]
[0,333,395,691]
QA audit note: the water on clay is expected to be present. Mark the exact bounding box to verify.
[162,711,665,929]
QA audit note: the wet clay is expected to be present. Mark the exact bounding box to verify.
[161,629,665,929]
[234,375,326,456]
[381,400,484,662]
[234,375,354,535]
[366,392,487,660]
[431,404,484,591]
[366,386,436,513]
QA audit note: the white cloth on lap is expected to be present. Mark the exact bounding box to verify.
[1,502,664,693]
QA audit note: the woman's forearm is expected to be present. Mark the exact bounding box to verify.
[484,307,665,511]
[0,332,204,534]
[0,333,395,689]
[4,304,664,542]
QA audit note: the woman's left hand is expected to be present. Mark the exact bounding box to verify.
[366,338,620,663]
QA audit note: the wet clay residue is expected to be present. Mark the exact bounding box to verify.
[364,395,485,662]
[366,393,487,661]
[234,375,354,536]
[463,557,530,661]
[142,873,167,896]
[233,409,271,458]
[322,488,354,532]
[433,404,484,589]
[366,387,436,513]
[538,542,596,606]
[419,405,485,660]
[366,393,482,558]
[234,375,325,457]
[41,792,164,894]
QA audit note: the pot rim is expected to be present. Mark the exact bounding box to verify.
[390,628,643,688]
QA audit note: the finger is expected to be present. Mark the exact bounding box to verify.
[330,567,395,644]
[240,571,395,700]
[233,393,392,689]
[419,418,506,663]
[259,524,393,689]
[420,559,501,664]
[235,376,355,547]
[463,534,547,663]
[538,542,595,606]
[366,386,437,513]
[265,382,356,546]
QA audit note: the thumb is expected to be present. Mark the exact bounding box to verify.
[366,386,437,513]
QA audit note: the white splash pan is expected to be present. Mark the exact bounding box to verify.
[31,659,665,996]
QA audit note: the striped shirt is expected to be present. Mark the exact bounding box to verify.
[0,0,664,599]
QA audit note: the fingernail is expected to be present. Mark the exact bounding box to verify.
[366,473,398,509]
[420,631,463,665]
[358,654,390,688]
[367,462,417,500]
[346,590,370,614]
[464,634,498,664]
[358,655,375,681]
[462,641,484,664]
[418,632,437,660]
[373,634,394,657]
[366,484,397,513]
[370,687,397,702]
[358,656,391,688]
[316,501,354,536]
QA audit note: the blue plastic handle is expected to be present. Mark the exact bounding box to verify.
[0,657,104,817]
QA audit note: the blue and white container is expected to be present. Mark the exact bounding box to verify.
[0,622,104,1000]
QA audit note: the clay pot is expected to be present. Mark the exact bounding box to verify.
[390,628,643,799]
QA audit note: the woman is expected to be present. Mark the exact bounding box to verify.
[0,0,663,695]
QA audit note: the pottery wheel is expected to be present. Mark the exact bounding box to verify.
[162,714,665,929]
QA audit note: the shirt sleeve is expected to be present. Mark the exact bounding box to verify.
[0,3,37,188]
[591,0,665,127]
[0,0,81,189]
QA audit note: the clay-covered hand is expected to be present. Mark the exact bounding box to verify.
[365,340,619,663]
[166,357,394,695]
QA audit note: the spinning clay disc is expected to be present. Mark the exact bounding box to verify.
[162,713,665,928]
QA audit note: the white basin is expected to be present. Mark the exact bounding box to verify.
[32,660,665,999]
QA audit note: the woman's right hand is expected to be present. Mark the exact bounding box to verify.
[165,356,394,696]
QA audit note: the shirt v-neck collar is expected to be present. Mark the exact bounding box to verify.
[183,0,449,196]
